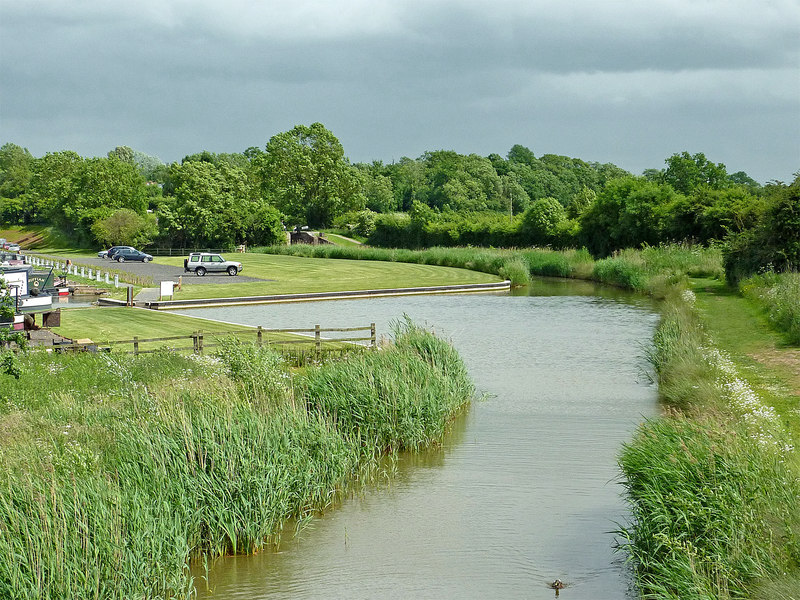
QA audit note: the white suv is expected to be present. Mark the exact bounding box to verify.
[184,253,243,276]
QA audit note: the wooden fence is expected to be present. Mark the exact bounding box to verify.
[52,324,377,358]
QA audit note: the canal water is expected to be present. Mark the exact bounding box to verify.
[179,279,659,599]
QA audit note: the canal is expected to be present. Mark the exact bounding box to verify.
[179,278,659,599]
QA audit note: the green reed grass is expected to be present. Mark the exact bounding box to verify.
[620,285,800,599]
[619,414,800,599]
[264,242,721,294]
[593,244,724,295]
[0,323,472,598]
[740,272,800,344]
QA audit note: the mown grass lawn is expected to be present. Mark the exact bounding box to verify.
[57,306,363,355]
[156,252,501,300]
[58,306,256,347]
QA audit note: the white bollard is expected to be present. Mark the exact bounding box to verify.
[105,272,109,284]
[88,269,93,279]
[96,271,101,282]
[114,274,119,288]
[81,267,85,278]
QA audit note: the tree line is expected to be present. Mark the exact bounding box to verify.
[0,122,796,280]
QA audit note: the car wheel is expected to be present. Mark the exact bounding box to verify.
[227,266,238,276]
[143,257,150,263]
[196,267,206,276]
[118,256,125,263]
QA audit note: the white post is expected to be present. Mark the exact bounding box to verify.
[81,266,85,278]
[88,268,93,278]
[114,274,119,288]
[96,271,101,282]
[105,272,109,284]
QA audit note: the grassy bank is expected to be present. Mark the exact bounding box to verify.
[0,322,472,598]
[619,287,800,599]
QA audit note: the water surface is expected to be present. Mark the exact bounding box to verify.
[181,282,658,599]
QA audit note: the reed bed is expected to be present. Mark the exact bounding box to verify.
[592,245,724,295]
[740,272,800,344]
[619,289,800,599]
[0,322,472,599]
[264,243,722,294]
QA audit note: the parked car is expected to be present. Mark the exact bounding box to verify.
[102,246,135,260]
[5,243,20,252]
[184,252,243,276]
[114,248,153,263]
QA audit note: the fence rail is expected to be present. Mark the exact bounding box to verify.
[143,247,236,257]
[52,323,377,358]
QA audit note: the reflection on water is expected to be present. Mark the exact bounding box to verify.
[181,282,659,600]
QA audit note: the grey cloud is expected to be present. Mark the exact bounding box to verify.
[1,0,798,182]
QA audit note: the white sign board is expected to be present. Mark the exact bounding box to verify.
[160,280,174,300]
[0,269,28,296]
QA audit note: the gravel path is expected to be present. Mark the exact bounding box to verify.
[35,255,265,285]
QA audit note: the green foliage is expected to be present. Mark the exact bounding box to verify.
[28,152,149,244]
[90,208,158,248]
[0,143,34,203]
[158,159,279,247]
[663,151,730,195]
[723,176,800,282]
[0,350,21,378]
[369,210,518,248]
[580,176,682,256]
[419,151,504,212]
[740,272,800,344]
[333,209,377,237]
[519,196,566,246]
[258,122,365,227]
[620,414,800,599]
[214,338,289,398]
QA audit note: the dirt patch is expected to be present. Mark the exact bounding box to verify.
[749,348,800,395]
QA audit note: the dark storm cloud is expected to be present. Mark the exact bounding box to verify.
[1,0,798,181]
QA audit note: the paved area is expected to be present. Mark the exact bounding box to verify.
[34,254,265,285]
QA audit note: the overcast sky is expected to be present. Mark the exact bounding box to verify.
[2,0,799,182]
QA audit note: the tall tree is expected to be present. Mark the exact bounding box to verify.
[0,143,34,200]
[258,123,364,227]
[663,151,729,195]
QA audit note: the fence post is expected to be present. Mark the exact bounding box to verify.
[192,331,198,353]
[198,330,204,354]
[371,323,376,349]
[257,326,263,347]
[315,324,321,359]
[133,336,139,356]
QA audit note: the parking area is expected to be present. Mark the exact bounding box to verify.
[41,255,266,285]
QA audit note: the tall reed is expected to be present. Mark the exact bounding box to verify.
[619,287,800,598]
[740,271,800,344]
[0,325,473,598]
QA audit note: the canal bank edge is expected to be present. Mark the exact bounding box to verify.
[99,280,512,310]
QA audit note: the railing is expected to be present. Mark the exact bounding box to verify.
[143,247,236,256]
[52,324,377,359]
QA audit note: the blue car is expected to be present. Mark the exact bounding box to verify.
[114,248,153,263]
